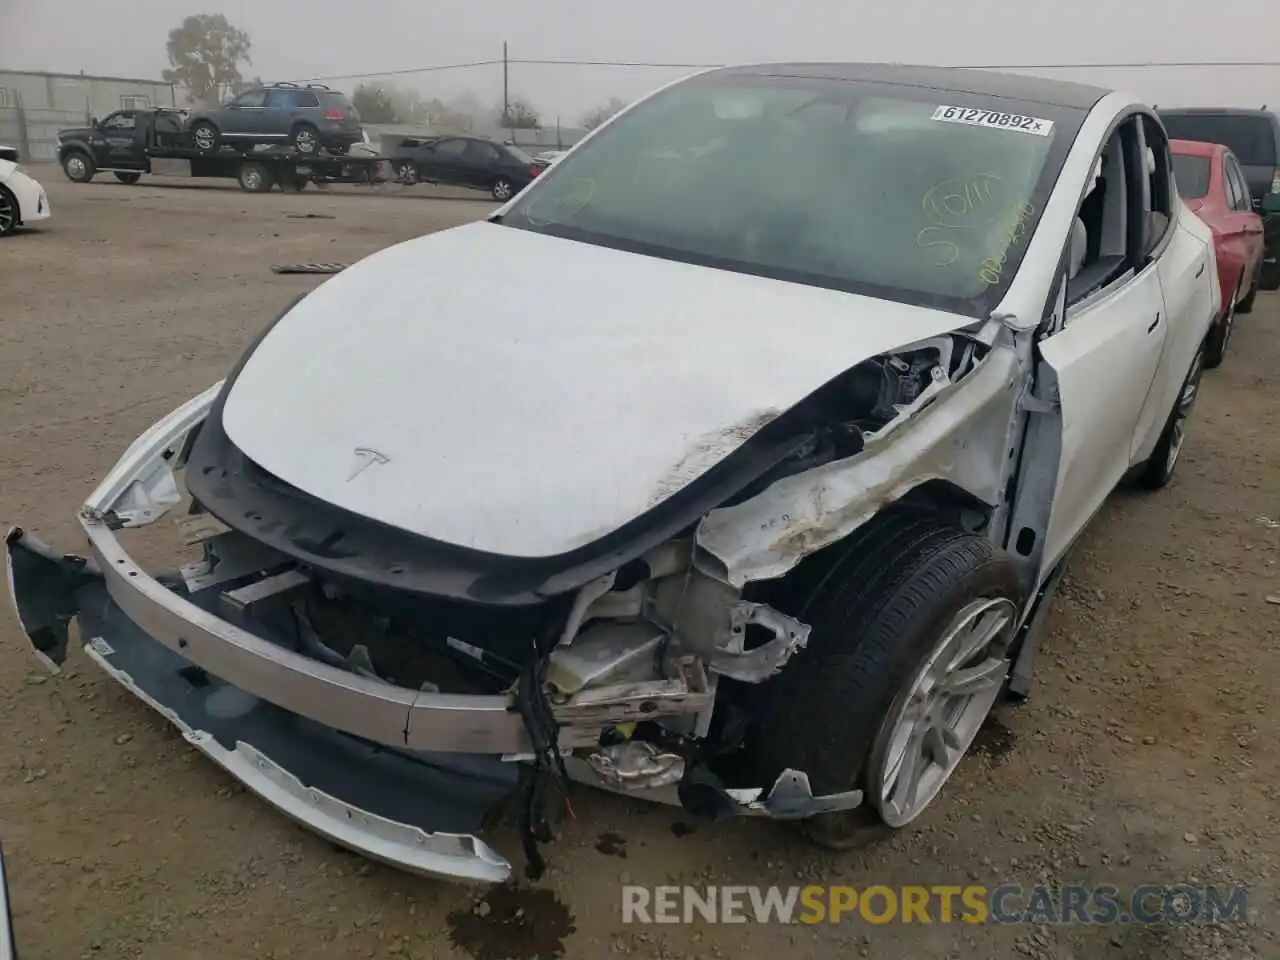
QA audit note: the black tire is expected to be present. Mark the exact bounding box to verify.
[61,150,96,183]
[191,121,220,153]
[491,176,515,202]
[237,161,275,193]
[1202,288,1235,371]
[113,171,141,185]
[749,510,1022,849]
[1137,343,1205,490]
[291,124,321,155]
[1236,266,1259,314]
[0,185,18,237]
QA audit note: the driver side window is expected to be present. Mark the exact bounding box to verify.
[1065,121,1134,310]
[230,90,266,109]
[101,112,136,132]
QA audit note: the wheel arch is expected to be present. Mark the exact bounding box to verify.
[743,481,1000,615]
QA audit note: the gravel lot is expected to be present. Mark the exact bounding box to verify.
[1,172,1277,960]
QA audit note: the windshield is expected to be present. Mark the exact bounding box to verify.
[501,73,1078,315]
[1170,153,1212,200]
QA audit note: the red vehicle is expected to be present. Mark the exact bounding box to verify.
[1170,139,1265,367]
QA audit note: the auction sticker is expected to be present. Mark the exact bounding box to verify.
[931,105,1054,136]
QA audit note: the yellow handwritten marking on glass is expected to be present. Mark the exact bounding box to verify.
[916,174,1007,267]
[524,177,597,227]
[921,174,1005,229]
[978,202,1037,286]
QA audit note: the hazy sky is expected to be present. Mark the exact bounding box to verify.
[2,0,1276,122]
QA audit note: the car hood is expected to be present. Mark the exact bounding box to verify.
[58,127,94,141]
[221,222,972,558]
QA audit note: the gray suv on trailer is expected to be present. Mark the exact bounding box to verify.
[186,82,364,156]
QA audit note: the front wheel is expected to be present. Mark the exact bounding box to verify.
[748,510,1023,849]
[61,151,96,183]
[113,171,141,185]
[1137,344,1205,490]
[395,161,417,184]
[491,176,515,201]
[0,186,18,237]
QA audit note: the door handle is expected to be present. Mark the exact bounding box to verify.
[1195,262,1205,278]
[1147,312,1161,333]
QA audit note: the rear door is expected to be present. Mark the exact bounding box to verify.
[263,88,309,138]
[460,139,502,188]
[1223,153,1266,276]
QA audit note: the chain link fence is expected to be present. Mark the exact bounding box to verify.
[0,106,91,162]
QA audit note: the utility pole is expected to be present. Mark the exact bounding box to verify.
[502,42,510,126]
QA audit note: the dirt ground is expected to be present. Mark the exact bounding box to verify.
[0,171,1277,960]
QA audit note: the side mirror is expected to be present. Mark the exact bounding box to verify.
[92,118,102,130]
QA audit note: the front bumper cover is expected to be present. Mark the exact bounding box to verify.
[7,527,517,884]
[4,388,862,883]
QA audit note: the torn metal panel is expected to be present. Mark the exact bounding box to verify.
[545,622,666,697]
[83,380,223,525]
[695,347,1022,586]
[586,741,686,790]
[708,603,811,682]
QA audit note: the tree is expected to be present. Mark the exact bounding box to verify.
[352,84,398,123]
[162,14,252,105]
[581,96,628,131]
[500,97,540,130]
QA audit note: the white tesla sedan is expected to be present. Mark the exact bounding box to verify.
[6,63,1218,883]
[0,146,51,237]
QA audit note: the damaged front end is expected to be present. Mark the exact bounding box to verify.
[5,326,1023,883]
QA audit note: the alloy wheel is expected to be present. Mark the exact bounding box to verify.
[0,190,14,235]
[1166,348,1204,475]
[868,597,1017,827]
[66,156,87,180]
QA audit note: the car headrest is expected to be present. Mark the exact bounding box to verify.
[1068,217,1088,280]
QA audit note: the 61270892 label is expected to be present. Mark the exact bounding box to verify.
[931,105,1054,136]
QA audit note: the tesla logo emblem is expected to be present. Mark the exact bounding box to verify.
[347,447,390,481]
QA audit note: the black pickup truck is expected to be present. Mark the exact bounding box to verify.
[56,107,387,193]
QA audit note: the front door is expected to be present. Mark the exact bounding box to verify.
[1038,116,1169,571]
[223,89,267,139]
[99,111,143,169]
[421,138,468,186]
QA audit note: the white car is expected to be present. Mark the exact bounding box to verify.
[6,64,1218,884]
[0,146,51,236]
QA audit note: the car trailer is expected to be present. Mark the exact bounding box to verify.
[56,108,390,193]
[148,146,389,193]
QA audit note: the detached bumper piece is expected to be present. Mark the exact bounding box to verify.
[5,529,515,884]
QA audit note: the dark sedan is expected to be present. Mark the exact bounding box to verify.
[390,135,543,201]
